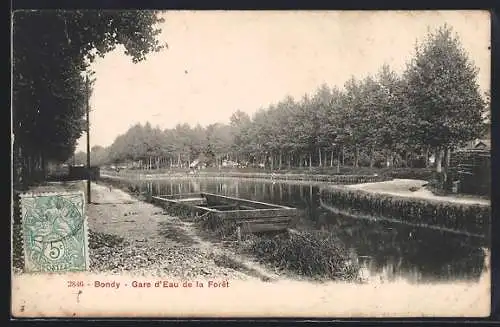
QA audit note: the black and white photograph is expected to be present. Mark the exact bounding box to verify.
[11,10,491,317]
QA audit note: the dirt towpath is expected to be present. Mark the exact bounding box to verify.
[346,179,490,206]
[87,182,279,281]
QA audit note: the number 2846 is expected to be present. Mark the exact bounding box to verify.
[67,280,84,287]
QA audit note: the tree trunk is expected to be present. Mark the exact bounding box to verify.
[330,150,334,167]
[318,147,322,167]
[445,147,451,167]
[369,146,375,168]
[29,155,34,182]
[435,147,443,173]
[41,154,46,178]
[309,153,312,168]
[337,149,341,173]
[342,145,345,165]
[443,147,451,183]
[288,152,292,169]
[32,155,37,182]
[424,146,430,168]
[26,156,30,182]
[37,154,42,178]
[354,146,359,168]
[279,151,282,170]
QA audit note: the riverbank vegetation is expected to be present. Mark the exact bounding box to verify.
[73,25,488,191]
[193,214,360,281]
[320,186,490,237]
[241,231,360,281]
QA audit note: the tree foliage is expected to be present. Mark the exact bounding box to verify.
[12,10,165,185]
[99,26,487,173]
[404,24,485,150]
[19,23,487,180]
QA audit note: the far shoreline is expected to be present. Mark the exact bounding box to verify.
[99,169,490,207]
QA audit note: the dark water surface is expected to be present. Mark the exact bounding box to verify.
[127,177,488,284]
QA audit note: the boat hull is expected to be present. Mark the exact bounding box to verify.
[150,192,298,239]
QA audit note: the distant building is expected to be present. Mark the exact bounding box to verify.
[472,139,490,151]
[449,138,490,196]
[460,138,491,152]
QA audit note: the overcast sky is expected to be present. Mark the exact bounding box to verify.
[75,10,490,152]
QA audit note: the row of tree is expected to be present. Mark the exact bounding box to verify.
[12,10,165,187]
[80,24,488,176]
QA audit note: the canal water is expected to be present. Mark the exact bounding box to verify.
[128,177,488,284]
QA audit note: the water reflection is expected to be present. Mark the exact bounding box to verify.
[136,178,487,284]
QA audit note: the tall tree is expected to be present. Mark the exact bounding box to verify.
[404,24,486,175]
[13,10,165,186]
[373,64,408,167]
[229,110,252,162]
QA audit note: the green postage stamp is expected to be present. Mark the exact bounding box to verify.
[19,191,89,273]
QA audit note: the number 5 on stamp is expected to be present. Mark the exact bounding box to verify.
[19,191,89,273]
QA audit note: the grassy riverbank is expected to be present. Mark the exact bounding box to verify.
[190,210,359,281]
[320,184,491,238]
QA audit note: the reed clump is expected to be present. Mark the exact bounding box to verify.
[243,230,359,281]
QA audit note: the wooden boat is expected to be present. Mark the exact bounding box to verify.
[150,192,298,239]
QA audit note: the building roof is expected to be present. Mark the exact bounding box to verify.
[474,139,491,150]
[457,139,491,152]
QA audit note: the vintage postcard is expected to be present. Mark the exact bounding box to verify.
[11,10,491,318]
